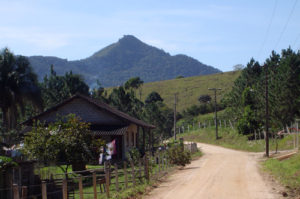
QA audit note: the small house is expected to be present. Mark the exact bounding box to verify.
[22,94,155,160]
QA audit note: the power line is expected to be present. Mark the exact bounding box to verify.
[274,0,298,50]
[292,33,300,50]
[257,0,278,59]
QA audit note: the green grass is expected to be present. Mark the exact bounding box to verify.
[177,127,299,152]
[35,165,104,180]
[263,153,300,191]
[177,110,226,127]
[106,71,240,112]
[73,162,173,199]
[191,150,203,159]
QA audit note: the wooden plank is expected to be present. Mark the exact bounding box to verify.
[62,179,67,199]
[124,162,128,189]
[138,159,142,182]
[78,175,84,199]
[105,168,110,198]
[131,161,136,186]
[93,172,97,199]
[114,163,119,192]
[42,181,47,199]
[21,186,28,199]
[13,184,19,199]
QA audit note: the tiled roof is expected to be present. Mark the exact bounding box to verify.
[92,126,128,136]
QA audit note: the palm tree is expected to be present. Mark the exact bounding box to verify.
[0,48,42,130]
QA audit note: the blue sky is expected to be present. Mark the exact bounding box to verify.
[0,0,299,71]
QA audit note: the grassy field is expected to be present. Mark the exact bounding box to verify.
[263,153,300,192]
[106,71,240,112]
[177,127,300,153]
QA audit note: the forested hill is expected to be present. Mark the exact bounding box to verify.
[28,35,221,87]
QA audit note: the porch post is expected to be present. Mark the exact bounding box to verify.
[148,129,151,152]
[136,126,139,149]
[142,127,145,155]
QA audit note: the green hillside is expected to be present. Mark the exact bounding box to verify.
[107,71,241,112]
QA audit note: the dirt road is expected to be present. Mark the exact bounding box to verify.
[144,143,279,199]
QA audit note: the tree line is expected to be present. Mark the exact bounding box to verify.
[0,48,174,149]
[223,47,300,139]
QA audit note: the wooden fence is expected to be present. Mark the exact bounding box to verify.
[8,152,172,199]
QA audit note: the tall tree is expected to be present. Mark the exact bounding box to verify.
[0,48,42,129]
[41,65,89,108]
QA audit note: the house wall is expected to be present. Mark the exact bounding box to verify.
[123,124,137,159]
[39,98,125,125]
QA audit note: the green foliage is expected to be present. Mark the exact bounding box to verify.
[41,65,89,108]
[28,35,221,87]
[124,77,143,90]
[182,104,214,118]
[23,114,105,171]
[143,99,173,144]
[145,91,163,104]
[236,87,261,138]
[126,147,141,165]
[224,48,300,133]
[198,95,212,104]
[0,48,42,129]
[0,156,17,170]
[166,144,191,166]
[108,86,143,119]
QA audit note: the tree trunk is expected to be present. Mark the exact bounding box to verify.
[1,107,8,130]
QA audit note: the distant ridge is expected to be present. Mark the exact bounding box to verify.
[28,35,221,87]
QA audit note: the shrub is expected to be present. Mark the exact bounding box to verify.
[166,145,191,166]
[126,147,141,165]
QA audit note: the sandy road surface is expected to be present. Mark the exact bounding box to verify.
[144,143,278,199]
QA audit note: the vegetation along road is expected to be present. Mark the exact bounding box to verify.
[145,143,280,199]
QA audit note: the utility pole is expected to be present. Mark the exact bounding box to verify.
[174,93,178,140]
[265,64,269,157]
[208,88,222,140]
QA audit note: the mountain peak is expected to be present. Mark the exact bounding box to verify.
[119,35,141,43]
[28,35,221,87]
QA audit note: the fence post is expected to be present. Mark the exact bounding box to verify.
[130,161,136,186]
[13,184,19,199]
[93,172,97,199]
[138,159,142,182]
[144,154,149,181]
[114,163,119,192]
[42,181,47,199]
[105,166,110,198]
[158,153,161,174]
[124,162,128,189]
[78,175,84,199]
[162,155,165,171]
[21,186,27,199]
[62,179,67,199]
